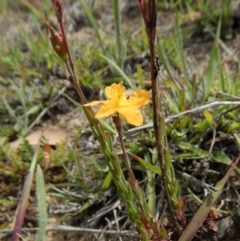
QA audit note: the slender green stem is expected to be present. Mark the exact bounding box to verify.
[113,114,136,184]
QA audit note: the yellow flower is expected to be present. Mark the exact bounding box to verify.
[84,82,150,126]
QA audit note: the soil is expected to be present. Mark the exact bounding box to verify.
[1,1,240,241]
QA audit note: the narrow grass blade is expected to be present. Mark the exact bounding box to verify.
[204,43,218,100]
[101,55,135,89]
[1,96,16,119]
[127,152,161,175]
[157,38,180,92]
[8,79,28,132]
[217,43,226,92]
[19,0,45,19]
[136,65,144,89]
[174,15,190,90]
[11,172,33,241]
[204,18,221,100]
[111,0,123,67]
[11,144,40,241]
[36,165,48,241]
[78,0,106,56]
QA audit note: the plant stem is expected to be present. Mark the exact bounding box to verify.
[52,0,86,104]
[146,0,179,231]
[113,114,136,184]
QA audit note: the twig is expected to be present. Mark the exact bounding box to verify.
[176,170,218,192]
[87,200,121,224]
[208,126,216,155]
[49,183,96,199]
[128,100,240,134]
[0,225,138,237]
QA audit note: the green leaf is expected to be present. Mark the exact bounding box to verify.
[204,44,218,100]
[204,18,221,100]
[79,199,95,212]
[78,0,105,56]
[101,171,113,191]
[101,55,135,89]
[26,105,42,116]
[128,152,161,175]
[203,109,213,124]
[36,165,48,241]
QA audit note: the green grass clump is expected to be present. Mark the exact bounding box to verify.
[2,0,240,240]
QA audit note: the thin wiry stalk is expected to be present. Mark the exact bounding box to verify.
[113,114,136,184]
[138,0,182,233]
[142,0,176,223]
[51,0,86,104]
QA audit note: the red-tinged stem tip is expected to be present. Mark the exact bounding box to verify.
[137,0,157,30]
[52,0,63,22]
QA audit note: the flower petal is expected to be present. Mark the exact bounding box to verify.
[105,82,127,105]
[95,103,117,118]
[117,106,143,126]
[84,83,150,125]
[128,90,150,107]
[84,100,106,106]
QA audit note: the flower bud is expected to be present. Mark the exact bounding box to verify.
[44,21,67,61]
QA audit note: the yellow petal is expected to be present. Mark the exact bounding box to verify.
[105,82,127,105]
[84,100,106,106]
[95,103,117,118]
[117,107,143,126]
[128,90,150,107]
